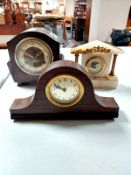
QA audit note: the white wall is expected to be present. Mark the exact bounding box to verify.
[65,0,75,16]
[89,0,102,41]
[89,0,131,42]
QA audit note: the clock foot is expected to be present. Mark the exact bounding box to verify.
[17,82,23,86]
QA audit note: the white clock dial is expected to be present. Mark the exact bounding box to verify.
[15,37,53,75]
[45,75,84,107]
[50,76,79,104]
[85,56,105,76]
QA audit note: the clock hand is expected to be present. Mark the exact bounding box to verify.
[62,87,66,92]
[25,52,34,59]
[54,83,66,92]
[91,62,99,68]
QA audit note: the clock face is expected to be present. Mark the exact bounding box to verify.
[85,56,105,76]
[45,74,84,107]
[15,37,53,75]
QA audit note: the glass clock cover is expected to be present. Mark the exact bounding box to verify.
[15,37,53,75]
[45,74,84,107]
[85,56,105,75]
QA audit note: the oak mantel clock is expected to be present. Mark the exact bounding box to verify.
[10,60,119,120]
[7,27,62,85]
[71,40,124,89]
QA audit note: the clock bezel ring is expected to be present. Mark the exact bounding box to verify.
[45,74,85,108]
[85,56,106,76]
[14,37,54,75]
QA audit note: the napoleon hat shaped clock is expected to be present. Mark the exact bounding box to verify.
[10,60,119,120]
[7,27,62,85]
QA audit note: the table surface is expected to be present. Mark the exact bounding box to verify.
[0,47,131,175]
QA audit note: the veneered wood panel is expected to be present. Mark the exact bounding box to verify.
[0,24,26,35]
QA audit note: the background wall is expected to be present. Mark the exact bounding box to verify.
[89,0,131,42]
[88,0,102,41]
[65,0,75,16]
[0,0,130,44]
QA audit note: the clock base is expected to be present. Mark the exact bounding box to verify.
[10,94,119,120]
[91,76,118,89]
[11,111,118,120]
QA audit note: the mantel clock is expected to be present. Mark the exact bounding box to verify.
[10,60,119,120]
[71,40,124,89]
[7,27,62,85]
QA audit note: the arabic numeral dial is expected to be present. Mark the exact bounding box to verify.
[45,74,84,107]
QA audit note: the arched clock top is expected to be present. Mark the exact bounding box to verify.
[34,60,96,104]
[7,27,62,58]
[25,27,63,43]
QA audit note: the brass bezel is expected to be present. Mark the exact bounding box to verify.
[85,56,106,76]
[45,74,84,107]
[15,37,54,75]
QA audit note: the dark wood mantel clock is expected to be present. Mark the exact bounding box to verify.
[7,27,62,85]
[10,60,119,120]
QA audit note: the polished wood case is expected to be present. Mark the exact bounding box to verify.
[10,60,119,120]
[7,27,62,85]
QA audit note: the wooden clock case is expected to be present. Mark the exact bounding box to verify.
[10,60,119,120]
[7,27,62,85]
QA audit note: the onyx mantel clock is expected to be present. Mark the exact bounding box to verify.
[7,27,62,85]
[71,40,124,89]
[10,60,119,120]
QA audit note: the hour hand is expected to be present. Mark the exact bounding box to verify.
[54,83,66,92]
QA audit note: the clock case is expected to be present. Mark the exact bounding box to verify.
[71,40,124,89]
[10,60,119,120]
[7,27,62,85]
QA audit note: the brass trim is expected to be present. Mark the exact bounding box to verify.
[45,74,84,107]
[85,56,106,76]
[71,46,111,54]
